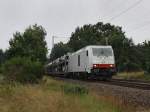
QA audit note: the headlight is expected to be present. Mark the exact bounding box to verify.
[110,64,113,67]
[93,64,97,68]
[94,64,97,67]
[110,64,115,67]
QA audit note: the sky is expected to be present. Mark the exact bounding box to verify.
[0,0,150,53]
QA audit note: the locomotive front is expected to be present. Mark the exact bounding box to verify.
[91,46,116,79]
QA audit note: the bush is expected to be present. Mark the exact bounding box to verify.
[0,66,2,73]
[2,57,44,83]
[118,62,141,72]
[146,61,150,73]
[62,84,88,95]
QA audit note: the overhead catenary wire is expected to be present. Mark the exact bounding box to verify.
[103,0,127,20]
[130,21,150,32]
[109,0,144,22]
[102,0,149,43]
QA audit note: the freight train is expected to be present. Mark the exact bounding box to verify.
[46,45,116,80]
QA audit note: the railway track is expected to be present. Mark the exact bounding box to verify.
[105,79,150,90]
[52,76,150,90]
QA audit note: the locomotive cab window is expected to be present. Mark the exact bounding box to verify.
[78,55,80,66]
[86,50,88,56]
[92,48,113,57]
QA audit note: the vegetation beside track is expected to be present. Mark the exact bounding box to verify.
[0,77,133,112]
[0,23,149,112]
[115,72,150,81]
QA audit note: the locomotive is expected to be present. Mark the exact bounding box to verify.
[46,45,116,80]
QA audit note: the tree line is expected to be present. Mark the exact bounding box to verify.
[50,22,150,73]
[0,24,47,83]
[0,22,149,83]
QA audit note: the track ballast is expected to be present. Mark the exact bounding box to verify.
[50,75,150,90]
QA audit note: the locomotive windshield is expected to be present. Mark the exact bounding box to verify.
[92,48,113,57]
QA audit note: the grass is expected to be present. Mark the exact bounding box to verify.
[115,71,150,81]
[0,77,133,112]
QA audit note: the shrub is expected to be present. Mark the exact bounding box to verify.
[0,66,2,73]
[0,84,15,97]
[62,84,88,95]
[2,57,44,83]
[146,61,150,73]
[118,62,141,72]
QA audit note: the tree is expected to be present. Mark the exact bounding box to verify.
[50,42,72,61]
[0,49,5,66]
[2,24,47,83]
[68,22,126,51]
[49,21,148,72]
[2,57,44,83]
[68,22,141,72]
[139,41,150,73]
[7,24,48,64]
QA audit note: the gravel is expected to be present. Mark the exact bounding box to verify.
[54,77,150,111]
[88,82,150,111]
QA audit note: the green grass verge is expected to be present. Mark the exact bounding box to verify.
[115,72,150,81]
[0,77,131,112]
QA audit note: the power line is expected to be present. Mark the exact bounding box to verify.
[130,21,150,32]
[109,0,143,21]
[103,0,126,19]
